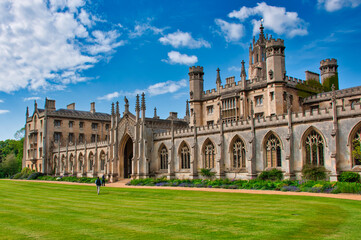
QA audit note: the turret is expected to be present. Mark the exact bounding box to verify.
[188,66,204,101]
[216,68,221,92]
[266,38,285,82]
[248,22,267,80]
[320,58,338,86]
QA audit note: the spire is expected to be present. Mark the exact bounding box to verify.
[186,100,190,117]
[141,92,146,111]
[240,60,247,78]
[216,68,221,85]
[26,107,29,118]
[154,107,157,118]
[116,101,119,116]
[111,102,115,116]
[124,96,129,113]
[259,18,265,39]
[34,100,38,111]
[135,94,140,112]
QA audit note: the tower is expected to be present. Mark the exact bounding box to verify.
[266,37,285,82]
[248,22,267,81]
[320,58,338,88]
[188,66,204,101]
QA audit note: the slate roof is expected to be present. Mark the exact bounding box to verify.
[47,109,111,121]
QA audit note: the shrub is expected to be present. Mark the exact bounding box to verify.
[12,167,34,179]
[199,168,215,178]
[258,169,283,181]
[338,172,360,183]
[27,172,44,180]
[302,165,327,181]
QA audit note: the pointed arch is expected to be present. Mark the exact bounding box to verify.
[201,138,216,169]
[69,153,74,172]
[88,151,94,171]
[229,135,246,169]
[348,121,361,167]
[178,140,191,169]
[61,154,66,172]
[301,126,326,166]
[263,131,282,168]
[78,152,84,172]
[99,150,106,171]
[158,143,168,170]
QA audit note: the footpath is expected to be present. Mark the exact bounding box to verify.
[5,179,361,201]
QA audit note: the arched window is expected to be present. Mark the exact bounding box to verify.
[100,152,106,171]
[160,146,168,170]
[304,130,324,166]
[78,153,84,171]
[232,138,246,169]
[88,152,94,171]
[69,154,74,172]
[180,143,190,169]
[204,140,215,169]
[265,134,282,168]
[352,128,361,166]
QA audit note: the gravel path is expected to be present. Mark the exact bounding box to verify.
[5,179,361,201]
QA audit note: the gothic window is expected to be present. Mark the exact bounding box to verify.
[204,140,215,169]
[265,134,282,168]
[160,146,168,170]
[88,152,94,171]
[100,152,106,171]
[352,128,361,166]
[304,130,324,166]
[180,143,190,169]
[232,138,246,169]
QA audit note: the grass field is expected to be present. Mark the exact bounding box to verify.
[1,180,361,240]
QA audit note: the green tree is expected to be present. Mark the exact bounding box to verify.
[0,153,20,178]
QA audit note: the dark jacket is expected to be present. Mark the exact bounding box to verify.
[95,178,101,186]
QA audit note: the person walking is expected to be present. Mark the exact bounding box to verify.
[95,177,102,195]
[102,175,106,186]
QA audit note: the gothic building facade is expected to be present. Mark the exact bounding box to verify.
[23,25,361,182]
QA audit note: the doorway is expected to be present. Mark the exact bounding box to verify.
[123,137,133,178]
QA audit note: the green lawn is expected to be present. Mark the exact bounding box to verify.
[1,180,361,240]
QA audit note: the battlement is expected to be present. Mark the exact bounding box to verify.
[266,38,284,47]
[285,75,305,85]
[320,58,337,66]
[189,66,204,73]
[303,85,361,103]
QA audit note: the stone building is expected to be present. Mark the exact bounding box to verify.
[23,24,361,181]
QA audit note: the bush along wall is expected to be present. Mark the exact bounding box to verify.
[127,178,361,194]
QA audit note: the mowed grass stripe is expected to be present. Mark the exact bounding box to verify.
[0,180,360,240]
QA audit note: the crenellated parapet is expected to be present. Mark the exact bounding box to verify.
[303,85,361,104]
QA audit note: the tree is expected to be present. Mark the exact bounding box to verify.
[0,153,20,178]
[14,127,25,140]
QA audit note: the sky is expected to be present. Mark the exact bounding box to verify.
[0,0,361,140]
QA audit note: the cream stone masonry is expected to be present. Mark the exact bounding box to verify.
[23,24,361,182]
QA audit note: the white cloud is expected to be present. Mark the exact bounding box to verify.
[98,79,188,101]
[228,2,308,38]
[318,0,361,11]
[0,99,3,103]
[214,19,245,42]
[162,51,198,65]
[228,66,242,72]
[0,110,9,114]
[129,19,166,38]
[24,97,41,101]
[0,0,124,93]
[159,30,210,48]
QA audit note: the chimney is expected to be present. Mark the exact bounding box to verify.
[45,98,56,111]
[169,112,178,119]
[90,102,95,113]
[67,103,75,110]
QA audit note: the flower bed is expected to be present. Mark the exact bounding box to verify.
[127,178,361,194]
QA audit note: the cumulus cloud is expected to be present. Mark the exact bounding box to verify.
[0,99,3,103]
[0,110,9,114]
[162,51,198,65]
[24,97,41,101]
[129,19,166,38]
[0,0,124,93]
[318,0,361,11]
[159,30,210,48]
[98,79,188,101]
[228,2,308,38]
[228,66,243,72]
[214,19,245,42]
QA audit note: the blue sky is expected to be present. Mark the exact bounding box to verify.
[0,0,361,140]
